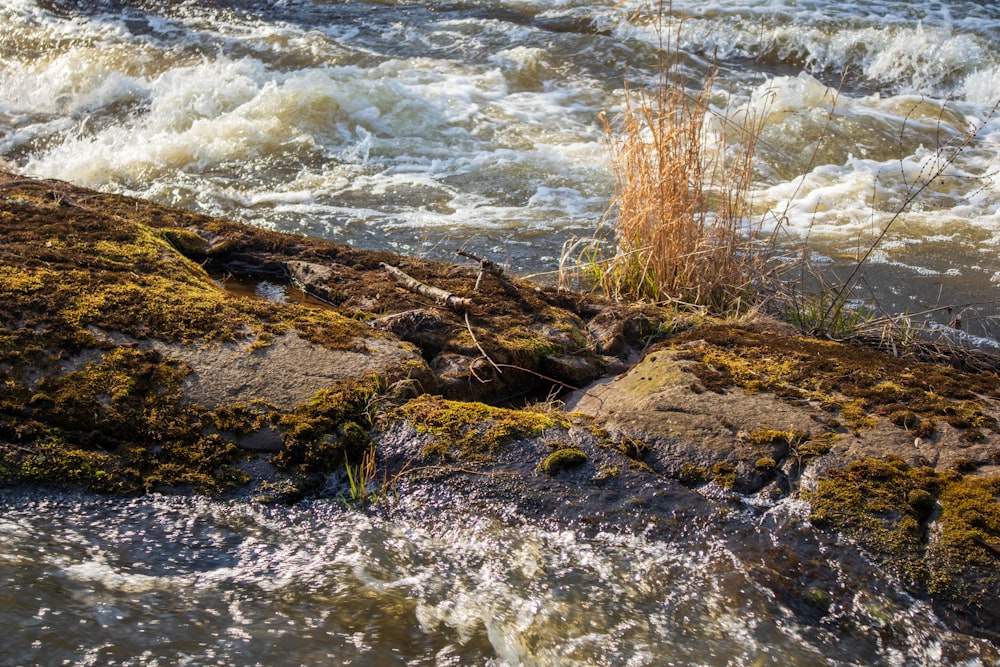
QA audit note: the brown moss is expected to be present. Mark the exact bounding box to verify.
[669,324,1000,436]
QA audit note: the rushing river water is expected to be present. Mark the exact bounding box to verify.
[2,489,999,667]
[2,0,1000,342]
[3,2,1000,665]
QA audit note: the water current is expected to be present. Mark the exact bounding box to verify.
[2,0,1000,341]
[3,1,1000,664]
[2,489,998,666]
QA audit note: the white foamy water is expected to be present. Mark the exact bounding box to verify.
[1,492,996,666]
[1,0,999,337]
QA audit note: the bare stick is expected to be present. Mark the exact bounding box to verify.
[456,249,507,277]
[456,249,509,292]
[380,263,472,311]
[465,313,503,375]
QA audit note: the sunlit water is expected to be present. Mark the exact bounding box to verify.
[2,489,998,666]
[1,0,1000,341]
[3,3,1000,663]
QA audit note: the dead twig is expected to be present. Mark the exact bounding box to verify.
[465,313,503,375]
[380,262,472,311]
[493,364,579,392]
[456,249,509,291]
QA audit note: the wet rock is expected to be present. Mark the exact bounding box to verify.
[542,354,606,388]
[285,260,336,302]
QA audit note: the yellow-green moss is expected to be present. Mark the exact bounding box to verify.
[0,181,407,494]
[711,461,737,489]
[391,394,568,460]
[670,324,1000,437]
[594,464,621,481]
[754,457,777,471]
[537,447,587,475]
[274,378,381,471]
[804,457,1000,616]
[0,345,250,494]
[680,462,707,486]
[746,428,807,446]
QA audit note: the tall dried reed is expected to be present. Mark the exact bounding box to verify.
[591,23,768,313]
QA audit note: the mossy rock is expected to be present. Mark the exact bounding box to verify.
[388,394,568,461]
[537,447,587,476]
[0,173,429,495]
[805,457,1000,636]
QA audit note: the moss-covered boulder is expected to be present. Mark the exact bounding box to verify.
[0,173,429,495]
[570,319,1000,487]
[0,172,636,497]
[806,458,1000,638]
[567,318,1000,640]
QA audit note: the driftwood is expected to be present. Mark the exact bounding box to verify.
[380,262,472,311]
[456,249,508,291]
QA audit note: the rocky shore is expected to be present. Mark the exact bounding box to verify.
[1,171,998,642]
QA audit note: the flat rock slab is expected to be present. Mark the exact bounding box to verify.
[154,332,424,410]
[568,322,1000,492]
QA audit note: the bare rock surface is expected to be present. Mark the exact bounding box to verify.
[153,332,426,410]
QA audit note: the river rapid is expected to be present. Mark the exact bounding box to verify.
[2,488,999,667]
[3,1,1000,665]
[2,0,1000,342]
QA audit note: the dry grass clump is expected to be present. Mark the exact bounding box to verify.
[568,13,770,314]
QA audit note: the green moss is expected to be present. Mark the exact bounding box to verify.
[804,587,833,609]
[754,457,777,471]
[711,461,737,489]
[746,428,807,447]
[805,457,1000,615]
[537,447,587,475]
[888,409,921,430]
[680,462,707,486]
[839,400,879,431]
[0,179,407,495]
[594,464,621,481]
[907,488,936,522]
[0,345,250,494]
[391,394,568,460]
[615,436,651,461]
[274,378,381,471]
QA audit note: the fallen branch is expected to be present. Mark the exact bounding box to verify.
[456,249,509,291]
[380,262,472,311]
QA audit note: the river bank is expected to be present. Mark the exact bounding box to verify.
[1,172,999,650]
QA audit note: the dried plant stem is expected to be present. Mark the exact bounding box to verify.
[593,13,767,313]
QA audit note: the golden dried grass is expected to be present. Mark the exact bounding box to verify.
[581,23,770,314]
